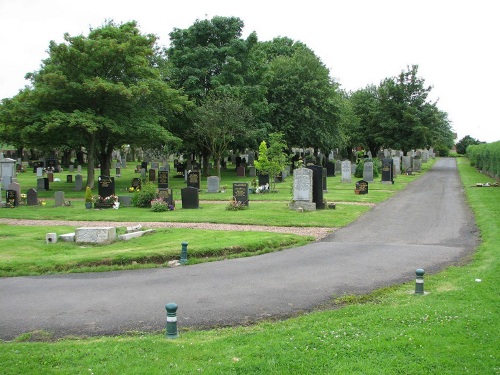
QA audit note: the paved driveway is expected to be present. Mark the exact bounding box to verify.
[0,158,478,340]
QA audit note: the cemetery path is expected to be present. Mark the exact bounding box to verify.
[0,158,478,340]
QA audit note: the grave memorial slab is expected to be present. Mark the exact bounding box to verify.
[258,174,269,187]
[27,188,38,206]
[54,191,65,207]
[233,182,249,207]
[187,171,201,189]
[341,160,352,183]
[181,187,199,209]
[363,162,374,182]
[290,167,315,211]
[381,158,394,184]
[158,188,175,207]
[307,165,325,209]
[74,174,83,191]
[207,176,220,193]
[158,170,169,189]
[131,178,141,191]
[355,180,369,195]
[6,190,18,206]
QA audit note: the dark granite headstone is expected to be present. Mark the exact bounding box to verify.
[158,170,169,189]
[233,182,249,207]
[67,175,73,183]
[236,166,246,177]
[141,161,148,171]
[176,164,185,176]
[187,171,200,189]
[307,165,325,209]
[149,168,156,182]
[322,167,327,191]
[43,177,50,191]
[356,180,369,195]
[6,190,18,206]
[131,178,141,191]
[258,174,269,187]
[381,158,394,184]
[27,188,38,206]
[326,161,335,177]
[98,175,115,197]
[158,188,174,207]
[181,187,199,209]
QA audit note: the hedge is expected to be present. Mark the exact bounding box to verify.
[467,141,500,178]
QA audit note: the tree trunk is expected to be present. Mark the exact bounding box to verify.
[86,134,96,188]
[202,151,209,176]
[214,156,221,180]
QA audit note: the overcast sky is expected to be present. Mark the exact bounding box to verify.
[1,0,498,143]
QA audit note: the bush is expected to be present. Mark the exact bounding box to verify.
[150,198,173,212]
[133,182,157,208]
[354,158,380,179]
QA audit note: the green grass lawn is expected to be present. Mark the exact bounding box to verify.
[5,158,496,374]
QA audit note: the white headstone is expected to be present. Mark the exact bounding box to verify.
[207,176,220,193]
[341,160,352,183]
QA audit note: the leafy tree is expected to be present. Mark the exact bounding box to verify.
[262,40,342,152]
[456,135,482,155]
[254,132,289,190]
[192,94,253,179]
[167,16,268,167]
[24,21,188,186]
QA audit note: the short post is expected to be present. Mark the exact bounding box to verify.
[180,242,188,264]
[415,268,425,295]
[165,302,179,339]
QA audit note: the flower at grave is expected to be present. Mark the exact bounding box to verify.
[94,194,118,204]
[150,198,174,212]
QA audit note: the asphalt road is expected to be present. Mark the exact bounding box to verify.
[0,158,478,340]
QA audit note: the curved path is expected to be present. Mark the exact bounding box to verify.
[0,158,478,340]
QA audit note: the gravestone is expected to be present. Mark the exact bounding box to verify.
[141,161,148,171]
[131,178,141,191]
[413,157,422,172]
[67,175,73,183]
[47,172,54,183]
[176,163,185,176]
[37,178,45,191]
[326,161,335,177]
[27,188,38,206]
[322,167,327,192]
[392,157,401,177]
[54,191,65,207]
[151,161,159,170]
[149,168,156,182]
[236,166,246,177]
[233,182,249,207]
[118,196,133,207]
[74,174,83,191]
[341,160,352,183]
[121,156,127,169]
[181,187,199,209]
[69,165,74,173]
[158,188,175,207]
[355,180,369,195]
[335,160,342,175]
[36,167,44,177]
[207,176,220,193]
[77,165,82,173]
[140,168,146,180]
[43,177,50,190]
[6,190,18,206]
[402,156,412,172]
[158,170,169,189]
[307,165,325,209]
[258,174,269,187]
[7,182,21,203]
[290,168,315,211]
[187,171,201,189]
[115,167,121,177]
[363,162,374,182]
[248,166,256,177]
[381,158,394,184]
[1,157,16,190]
[98,176,115,198]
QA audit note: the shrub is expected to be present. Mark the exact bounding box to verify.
[354,158,380,178]
[133,182,157,208]
[226,197,248,210]
[150,198,172,212]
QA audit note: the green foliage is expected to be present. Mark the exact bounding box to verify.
[456,135,482,154]
[226,198,248,211]
[354,158,380,178]
[467,140,500,178]
[150,198,172,212]
[254,132,290,189]
[133,182,157,208]
[84,186,93,203]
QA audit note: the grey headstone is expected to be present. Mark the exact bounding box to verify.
[341,160,352,183]
[293,168,313,201]
[207,176,220,193]
[54,191,65,207]
[247,165,256,177]
[37,178,45,191]
[74,174,83,191]
[363,162,374,182]
[27,188,38,206]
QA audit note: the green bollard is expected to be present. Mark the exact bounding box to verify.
[415,268,425,295]
[180,242,188,264]
[165,302,179,339]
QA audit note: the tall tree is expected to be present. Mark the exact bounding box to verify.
[262,40,342,152]
[456,135,482,154]
[25,20,188,186]
[192,94,253,179]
